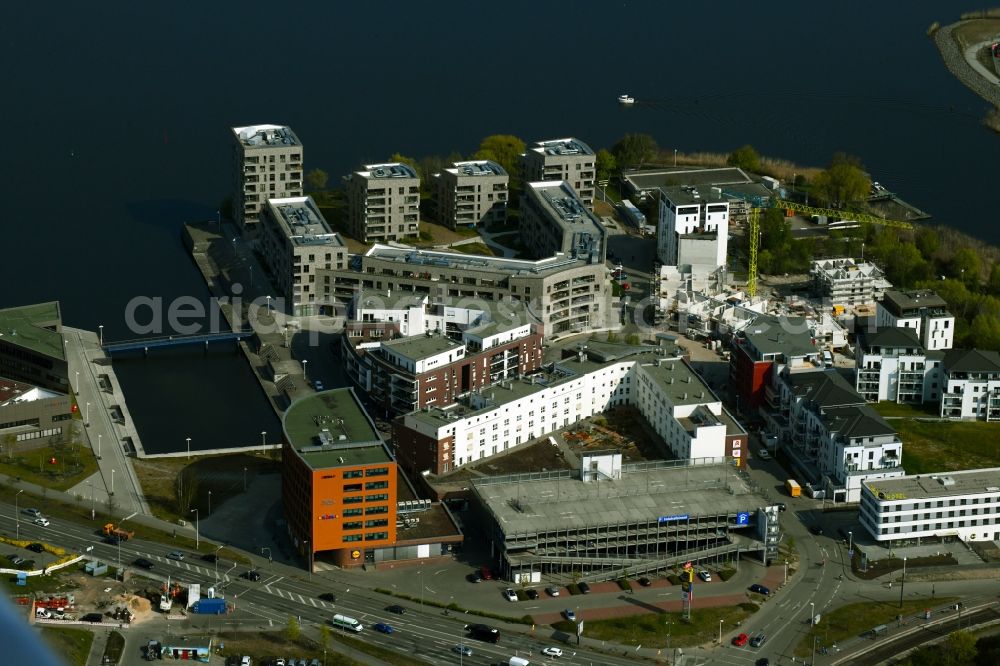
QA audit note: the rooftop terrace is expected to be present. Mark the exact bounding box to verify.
[359,163,418,180]
[448,160,508,177]
[531,138,594,157]
[233,124,300,147]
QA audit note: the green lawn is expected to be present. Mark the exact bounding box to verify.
[451,242,496,256]
[892,419,1000,474]
[793,596,958,656]
[0,444,98,491]
[40,627,94,666]
[872,402,938,418]
[552,603,759,648]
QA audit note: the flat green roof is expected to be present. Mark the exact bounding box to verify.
[0,301,64,361]
[283,388,390,469]
[382,335,462,362]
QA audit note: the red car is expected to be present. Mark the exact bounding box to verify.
[732,633,749,647]
[480,566,494,581]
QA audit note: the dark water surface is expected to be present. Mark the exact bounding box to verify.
[1,1,995,452]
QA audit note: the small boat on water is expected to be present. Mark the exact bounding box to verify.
[618,94,635,105]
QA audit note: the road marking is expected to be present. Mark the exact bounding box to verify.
[309,598,317,607]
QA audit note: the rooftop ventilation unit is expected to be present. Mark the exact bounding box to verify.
[938,476,955,487]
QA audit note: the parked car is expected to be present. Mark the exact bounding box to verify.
[386,604,406,615]
[756,659,770,666]
[546,586,561,597]
[373,622,394,634]
[81,613,104,623]
[33,518,50,527]
[525,589,539,600]
[541,647,564,657]
[452,645,473,657]
[810,525,824,535]
[133,558,154,570]
[313,380,325,391]
[7,554,25,565]
[578,581,591,594]
[638,577,651,587]
[166,551,185,561]
[698,570,712,582]
[318,592,336,602]
[749,584,770,596]
[756,449,771,460]
[201,553,219,563]
[479,566,493,581]
[732,633,749,647]
[468,571,483,583]
[25,543,44,553]
[240,657,251,666]
[503,588,519,602]
[776,503,787,512]
[241,570,261,581]
[750,633,767,648]
[564,609,576,621]
[22,508,42,518]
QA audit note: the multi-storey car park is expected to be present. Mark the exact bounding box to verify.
[231,124,303,238]
[259,196,347,317]
[316,245,611,336]
[469,453,781,583]
[860,467,1000,545]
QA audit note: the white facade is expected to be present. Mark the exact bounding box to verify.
[876,290,955,352]
[657,188,729,271]
[854,329,942,404]
[401,354,730,469]
[860,469,1000,543]
[811,258,891,306]
[939,349,1000,420]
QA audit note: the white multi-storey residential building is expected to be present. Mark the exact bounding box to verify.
[231,124,303,237]
[811,258,891,307]
[854,327,943,404]
[765,368,904,503]
[393,347,746,475]
[521,138,596,209]
[656,186,730,271]
[860,468,1000,544]
[939,348,1000,420]
[433,160,509,229]
[876,289,954,352]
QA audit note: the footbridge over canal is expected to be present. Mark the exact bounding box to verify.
[102,329,254,355]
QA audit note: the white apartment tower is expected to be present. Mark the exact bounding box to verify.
[876,289,955,351]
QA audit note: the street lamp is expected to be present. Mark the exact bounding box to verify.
[186,437,191,459]
[848,530,853,554]
[303,359,308,384]
[810,601,815,625]
[15,489,24,540]
[899,556,907,608]
[111,469,115,495]
[75,371,80,394]
[85,402,91,426]
[260,431,267,455]
[191,509,199,549]
[718,619,723,644]
[99,325,104,346]
[97,433,102,460]
[208,490,212,516]
[116,512,137,585]
[214,545,224,583]
[243,467,248,492]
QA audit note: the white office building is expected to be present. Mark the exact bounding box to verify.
[860,468,1000,543]
[876,289,954,352]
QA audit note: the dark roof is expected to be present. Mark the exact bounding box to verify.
[860,327,923,352]
[786,370,863,409]
[822,405,896,439]
[881,289,949,316]
[942,348,1000,374]
[743,315,817,359]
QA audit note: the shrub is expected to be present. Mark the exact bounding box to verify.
[617,578,632,591]
[566,583,581,595]
[717,569,737,582]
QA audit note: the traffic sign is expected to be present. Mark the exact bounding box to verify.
[848,549,854,557]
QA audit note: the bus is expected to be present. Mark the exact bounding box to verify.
[465,623,500,643]
[332,613,364,632]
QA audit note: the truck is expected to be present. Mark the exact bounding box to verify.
[102,523,134,541]
[785,479,801,497]
[192,598,227,615]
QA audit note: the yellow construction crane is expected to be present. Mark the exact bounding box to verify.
[745,199,913,298]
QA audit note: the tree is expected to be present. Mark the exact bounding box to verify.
[595,148,617,182]
[968,313,1000,350]
[988,263,1000,295]
[811,153,870,206]
[305,168,328,192]
[915,227,940,258]
[285,615,301,642]
[611,133,659,168]
[319,624,331,650]
[2,433,15,461]
[944,630,978,666]
[952,247,981,283]
[727,144,761,173]
[473,135,525,177]
[175,467,199,515]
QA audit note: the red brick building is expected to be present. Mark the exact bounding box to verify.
[729,316,819,414]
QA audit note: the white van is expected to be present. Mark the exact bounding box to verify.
[822,350,834,368]
[509,658,530,666]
